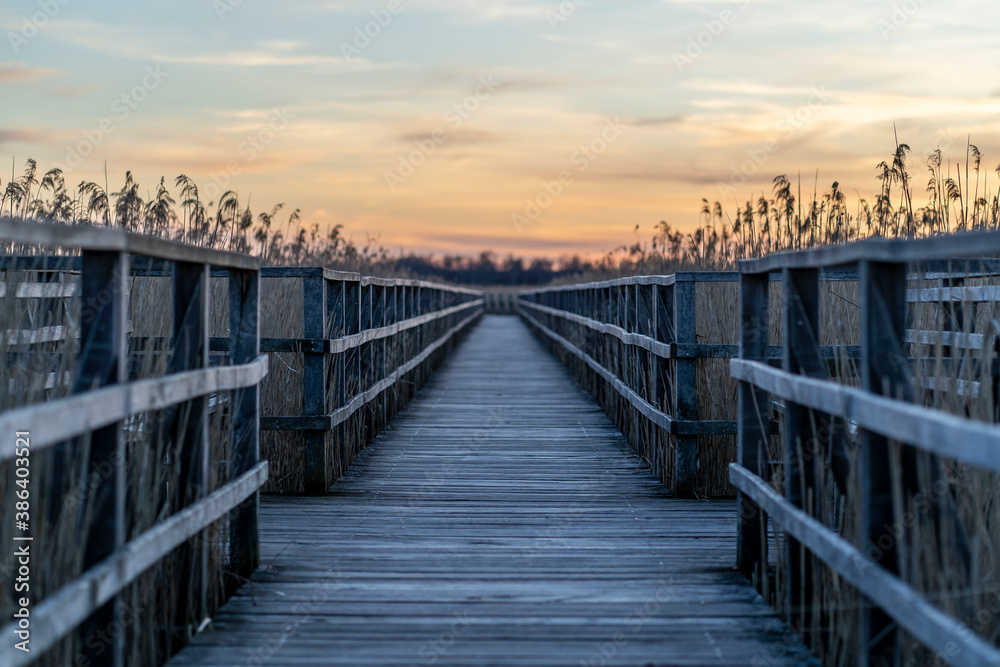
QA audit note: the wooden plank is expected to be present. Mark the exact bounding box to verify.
[261,266,360,281]
[859,260,908,664]
[169,261,211,634]
[0,282,77,298]
[0,356,268,458]
[229,268,263,585]
[75,249,129,667]
[781,267,822,641]
[737,272,769,584]
[729,359,1000,473]
[303,275,329,494]
[0,463,269,667]
[171,316,813,667]
[738,229,1000,273]
[905,328,984,350]
[673,281,698,498]
[0,324,72,345]
[730,464,1000,667]
[0,216,259,269]
[907,285,1000,303]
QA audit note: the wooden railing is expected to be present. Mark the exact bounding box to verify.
[255,268,483,493]
[517,272,862,497]
[0,218,268,667]
[732,235,1000,666]
[1,261,483,496]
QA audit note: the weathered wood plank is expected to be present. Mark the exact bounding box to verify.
[0,355,268,457]
[729,359,1000,473]
[0,216,259,269]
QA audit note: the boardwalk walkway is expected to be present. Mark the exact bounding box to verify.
[171,315,815,666]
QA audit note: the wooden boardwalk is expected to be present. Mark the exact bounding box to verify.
[171,315,816,666]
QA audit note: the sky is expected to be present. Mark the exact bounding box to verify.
[1,0,999,258]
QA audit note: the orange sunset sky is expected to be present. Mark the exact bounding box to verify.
[2,0,999,258]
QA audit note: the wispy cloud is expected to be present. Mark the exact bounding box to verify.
[0,128,58,145]
[0,62,64,84]
[46,84,100,98]
[39,20,403,71]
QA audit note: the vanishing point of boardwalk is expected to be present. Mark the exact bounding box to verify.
[170,316,815,666]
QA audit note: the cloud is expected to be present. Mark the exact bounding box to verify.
[0,129,57,145]
[46,84,100,98]
[0,62,64,84]
[316,0,547,23]
[41,20,403,72]
[398,128,498,145]
[154,49,392,70]
[629,114,686,127]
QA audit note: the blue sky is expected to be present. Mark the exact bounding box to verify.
[2,0,999,256]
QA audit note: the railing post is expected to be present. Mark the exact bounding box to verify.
[360,283,373,439]
[373,285,386,429]
[328,280,346,476]
[653,283,673,484]
[673,277,697,498]
[76,249,129,667]
[170,260,210,637]
[737,271,769,587]
[344,280,362,465]
[859,260,908,667]
[229,267,260,586]
[303,275,329,494]
[782,267,823,642]
[636,285,653,464]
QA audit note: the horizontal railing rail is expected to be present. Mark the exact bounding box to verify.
[0,218,267,667]
[733,234,1000,666]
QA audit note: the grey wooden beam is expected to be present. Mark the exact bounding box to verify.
[781,267,822,643]
[737,271,770,585]
[228,268,262,585]
[302,276,329,494]
[673,281,698,498]
[76,249,129,667]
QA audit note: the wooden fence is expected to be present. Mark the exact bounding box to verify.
[254,268,483,493]
[732,234,1000,666]
[517,272,862,497]
[0,218,268,667]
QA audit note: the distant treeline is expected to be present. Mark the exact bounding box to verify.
[393,252,592,286]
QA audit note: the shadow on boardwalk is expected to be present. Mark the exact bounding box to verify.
[170,315,816,666]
